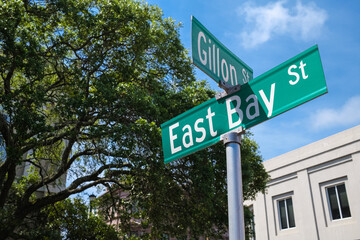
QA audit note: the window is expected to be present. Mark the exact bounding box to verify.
[277,197,295,230]
[326,183,351,220]
[248,205,256,240]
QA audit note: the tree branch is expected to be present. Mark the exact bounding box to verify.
[22,163,132,215]
[0,161,16,207]
[0,114,14,206]
[3,62,16,95]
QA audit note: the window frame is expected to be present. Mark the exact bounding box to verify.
[325,182,351,221]
[277,196,296,230]
[319,176,353,226]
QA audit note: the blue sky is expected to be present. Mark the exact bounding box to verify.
[147,0,360,161]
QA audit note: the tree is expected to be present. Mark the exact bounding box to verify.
[12,198,119,240]
[0,0,268,238]
[95,83,267,239]
[127,132,267,239]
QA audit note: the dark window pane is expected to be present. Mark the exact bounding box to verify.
[327,186,341,220]
[249,208,256,240]
[278,200,288,229]
[337,184,351,218]
[286,198,296,228]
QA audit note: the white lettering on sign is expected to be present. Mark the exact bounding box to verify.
[169,122,181,154]
[169,107,217,153]
[225,94,261,129]
[242,69,250,84]
[182,125,193,148]
[197,31,251,85]
[230,65,237,86]
[217,47,220,77]
[259,83,276,118]
[221,59,229,83]
[195,118,206,143]
[226,95,243,129]
[288,60,308,85]
[246,94,260,120]
[208,39,212,71]
[169,82,280,154]
[206,107,217,137]
[198,31,207,65]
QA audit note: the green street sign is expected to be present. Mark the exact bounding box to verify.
[161,45,327,163]
[191,16,253,88]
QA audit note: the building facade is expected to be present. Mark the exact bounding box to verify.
[15,152,67,197]
[246,125,360,239]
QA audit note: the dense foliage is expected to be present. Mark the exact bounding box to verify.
[12,198,119,240]
[0,0,268,238]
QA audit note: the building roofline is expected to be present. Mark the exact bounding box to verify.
[263,125,360,173]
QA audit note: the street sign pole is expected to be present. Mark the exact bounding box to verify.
[221,128,245,240]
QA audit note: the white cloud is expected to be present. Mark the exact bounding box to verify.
[238,1,327,48]
[310,96,360,130]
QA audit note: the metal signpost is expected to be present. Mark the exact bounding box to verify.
[191,16,253,90]
[221,129,245,240]
[162,17,327,240]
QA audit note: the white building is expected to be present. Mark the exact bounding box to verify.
[246,125,360,240]
[15,153,67,197]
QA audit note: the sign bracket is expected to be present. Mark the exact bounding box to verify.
[216,82,241,100]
